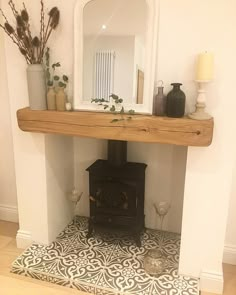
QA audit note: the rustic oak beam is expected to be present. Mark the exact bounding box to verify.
[17,108,214,147]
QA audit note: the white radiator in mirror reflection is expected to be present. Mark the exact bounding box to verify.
[94,50,115,101]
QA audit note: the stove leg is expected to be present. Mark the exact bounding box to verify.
[134,233,141,247]
[87,219,93,238]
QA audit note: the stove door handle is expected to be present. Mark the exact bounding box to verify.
[89,196,96,202]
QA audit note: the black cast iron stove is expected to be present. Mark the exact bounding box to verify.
[86,140,147,246]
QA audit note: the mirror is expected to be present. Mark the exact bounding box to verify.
[74,0,159,113]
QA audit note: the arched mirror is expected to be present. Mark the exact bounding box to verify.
[74,0,159,113]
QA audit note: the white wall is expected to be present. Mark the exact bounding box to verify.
[128,142,176,231]
[168,146,187,233]
[83,36,135,102]
[0,0,18,223]
[45,135,74,241]
[224,163,236,265]
[154,0,236,293]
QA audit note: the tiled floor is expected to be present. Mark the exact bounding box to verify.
[11,216,199,295]
[1,220,236,294]
[0,220,87,295]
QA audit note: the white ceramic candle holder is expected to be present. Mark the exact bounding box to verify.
[189,80,212,120]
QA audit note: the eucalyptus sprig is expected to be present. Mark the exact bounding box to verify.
[91,94,135,123]
[58,75,69,88]
[45,47,60,86]
[45,47,68,88]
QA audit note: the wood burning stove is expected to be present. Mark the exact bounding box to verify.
[86,140,147,246]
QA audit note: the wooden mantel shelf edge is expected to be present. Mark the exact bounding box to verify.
[17,107,214,147]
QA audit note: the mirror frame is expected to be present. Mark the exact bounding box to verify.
[74,0,160,114]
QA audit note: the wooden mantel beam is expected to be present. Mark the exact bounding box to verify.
[17,107,214,147]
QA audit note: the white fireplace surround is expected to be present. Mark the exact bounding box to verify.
[2,0,236,294]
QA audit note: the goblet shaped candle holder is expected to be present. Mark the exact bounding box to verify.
[153,201,171,230]
[144,201,171,276]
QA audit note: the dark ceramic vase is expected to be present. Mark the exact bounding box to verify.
[166,83,186,118]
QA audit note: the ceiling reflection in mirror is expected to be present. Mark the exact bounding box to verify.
[83,0,147,104]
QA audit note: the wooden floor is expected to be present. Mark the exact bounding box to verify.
[0,220,87,295]
[0,221,235,295]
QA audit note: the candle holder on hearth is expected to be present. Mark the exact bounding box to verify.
[143,202,170,276]
[144,249,167,276]
[154,201,171,230]
[67,188,83,213]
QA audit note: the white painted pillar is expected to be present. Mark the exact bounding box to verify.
[2,1,74,246]
[0,0,18,223]
[180,143,235,294]
[3,31,49,246]
[179,50,236,294]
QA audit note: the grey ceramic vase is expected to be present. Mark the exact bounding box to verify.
[166,83,186,118]
[27,64,47,110]
[153,86,166,116]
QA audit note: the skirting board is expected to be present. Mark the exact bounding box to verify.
[16,230,32,249]
[200,270,224,294]
[0,204,19,223]
[223,244,236,265]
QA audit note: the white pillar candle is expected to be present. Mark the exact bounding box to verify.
[196,52,214,81]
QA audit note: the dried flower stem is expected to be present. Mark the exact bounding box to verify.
[39,15,51,61]
[0,1,59,64]
[0,9,8,22]
[23,3,33,42]
[8,0,18,18]
[0,23,30,63]
[22,3,34,61]
[42,26,54,52]
[21,32,33,62]
[39,0,45,62]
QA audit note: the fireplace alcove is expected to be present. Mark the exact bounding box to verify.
[16,107,214,239]
[15,107,215,291]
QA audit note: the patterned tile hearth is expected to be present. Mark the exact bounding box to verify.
[11,216,199,295]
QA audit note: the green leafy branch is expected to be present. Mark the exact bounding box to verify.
[91,94,135,123]
[45,47,69,88]
[54,73,69,88]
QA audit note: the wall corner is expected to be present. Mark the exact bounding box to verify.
[200,270,224,295]
[16,229,32,249]
[223,244,236,265]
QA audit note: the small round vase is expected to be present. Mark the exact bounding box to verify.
[47,87,56,110]
[56,87,66,111]
[143,249,167,276]
[166,83,186,118]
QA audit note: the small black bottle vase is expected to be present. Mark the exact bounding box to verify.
[166,83,186,118]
